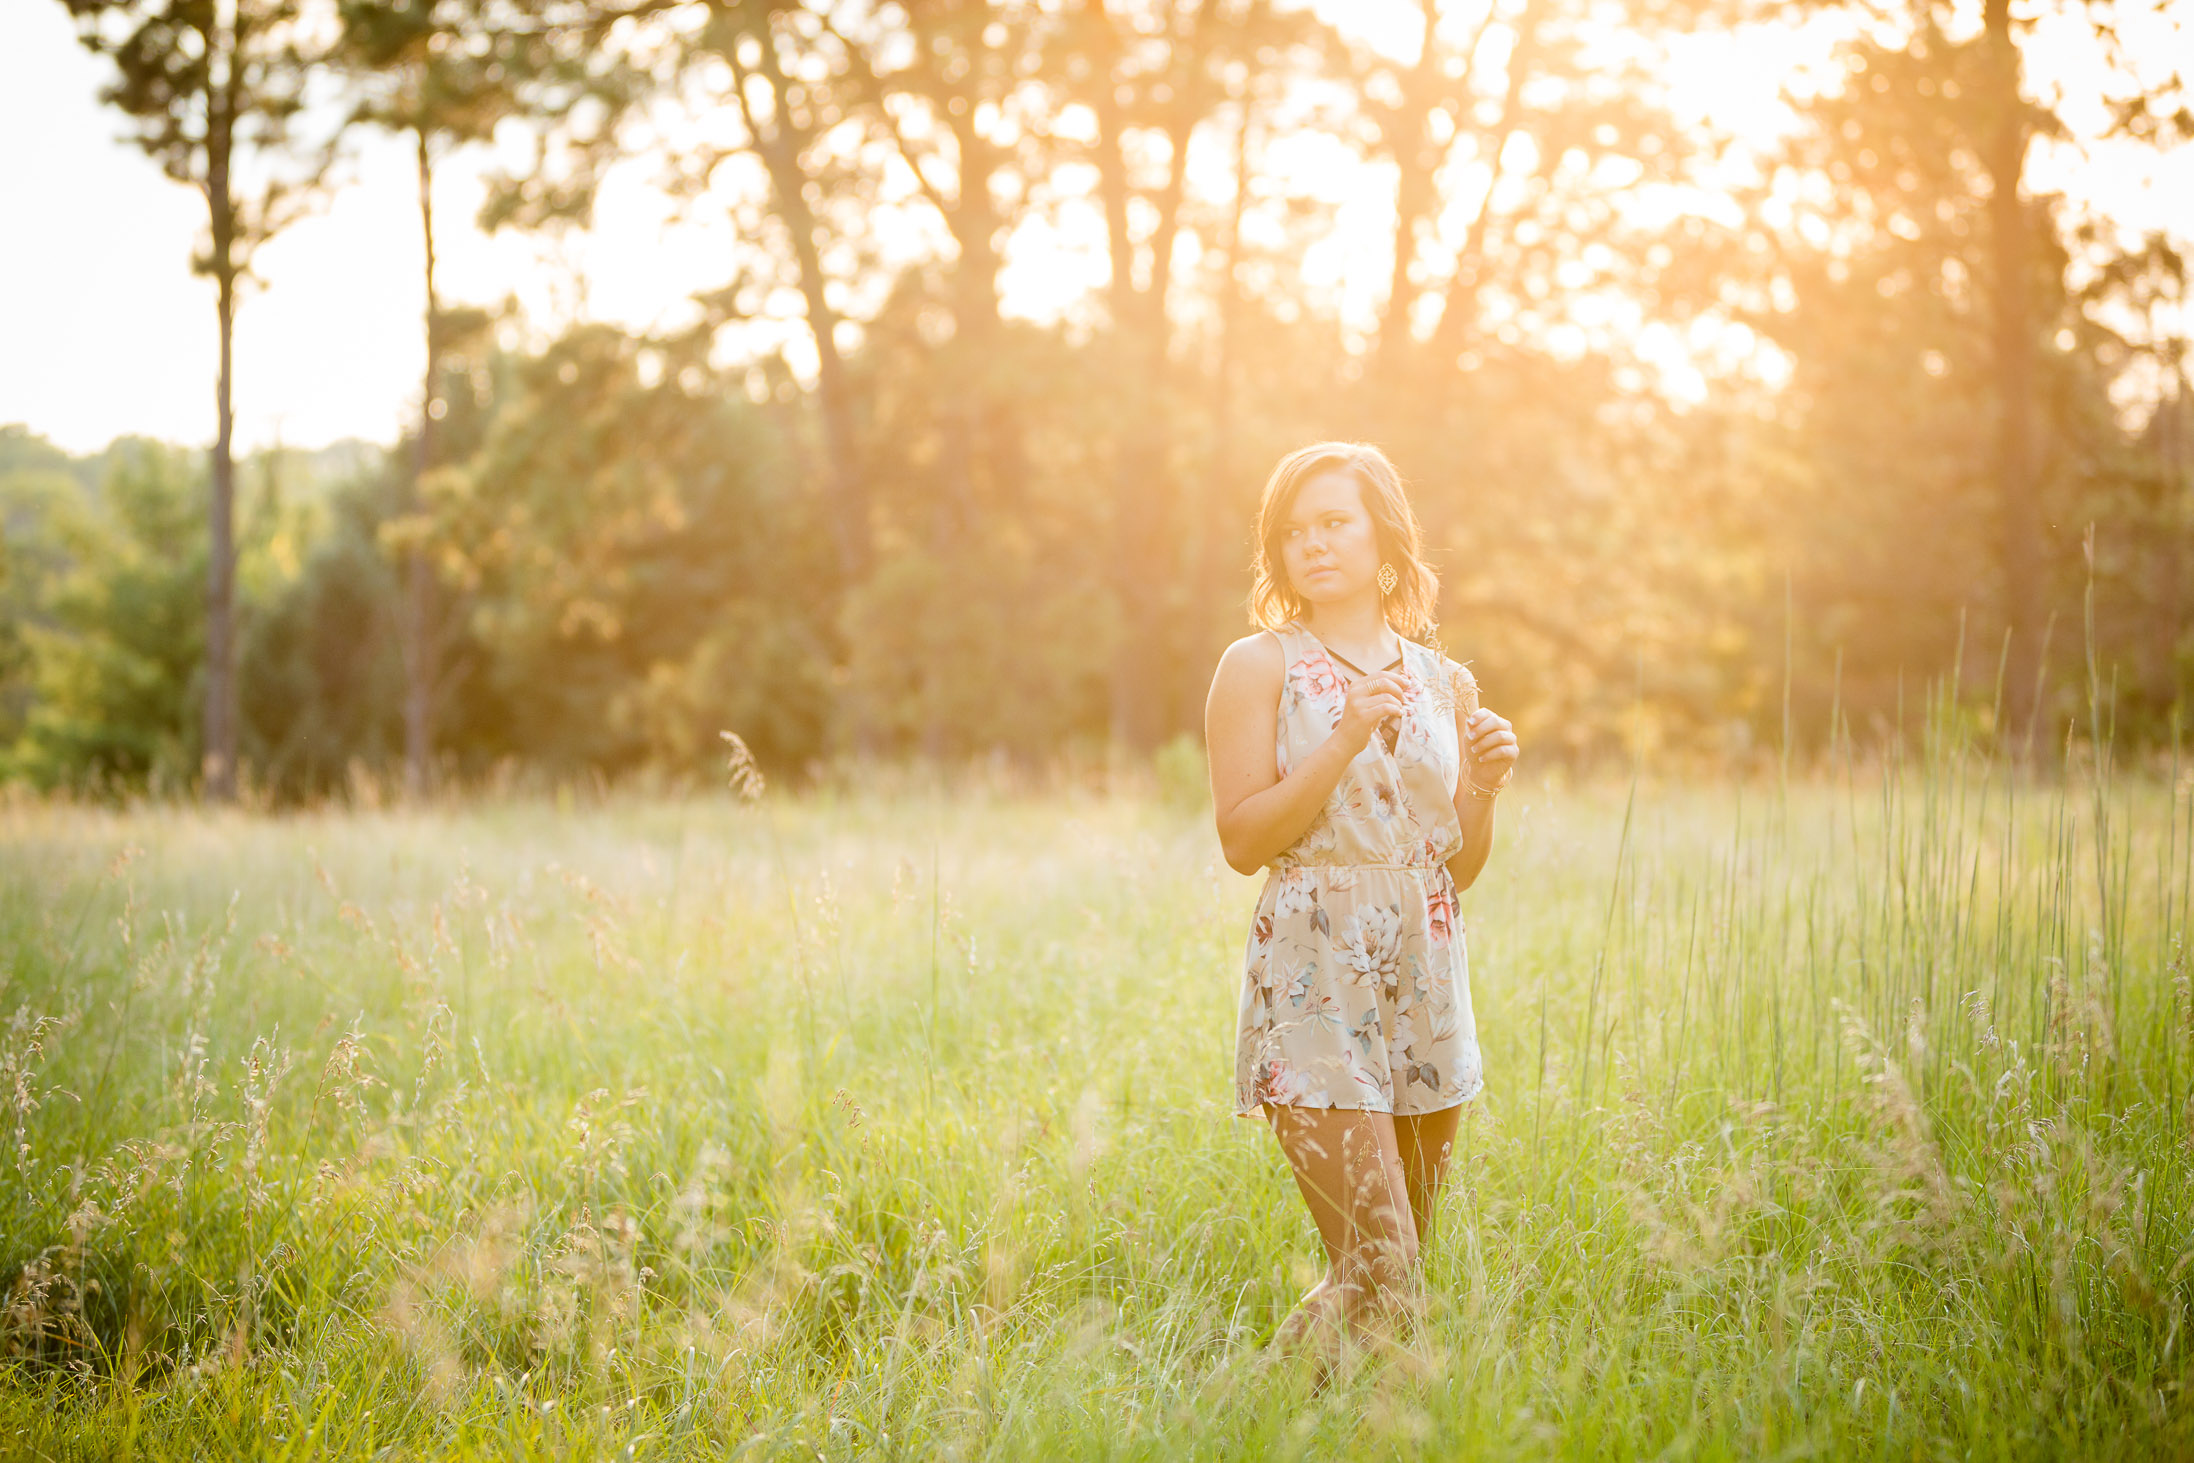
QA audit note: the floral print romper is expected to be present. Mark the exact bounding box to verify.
[1233,620,1485,1118]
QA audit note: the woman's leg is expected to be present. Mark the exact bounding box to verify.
[1264,1105,1417,1349]
[1391,1103,1463,1248]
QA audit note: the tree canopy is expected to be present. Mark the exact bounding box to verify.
[15,0,2193,797]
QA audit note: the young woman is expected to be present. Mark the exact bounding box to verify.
[1204,441,1518,1354]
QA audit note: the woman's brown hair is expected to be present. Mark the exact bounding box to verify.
[1248,441,1440,638]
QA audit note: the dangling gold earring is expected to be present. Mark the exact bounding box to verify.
[1377,562,1399,595]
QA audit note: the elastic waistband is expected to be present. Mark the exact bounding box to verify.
[1269,861,1448,874]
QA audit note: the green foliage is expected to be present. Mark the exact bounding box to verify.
[1747,26,2083,742]
[1152,731,1209,810]
[0,429,91,751]
[238,476,407,801]
[59,0,314,216]
[841,546,1115,762]
[15,0,2194,796]
[7,441,207,792]
[434,326,835,778]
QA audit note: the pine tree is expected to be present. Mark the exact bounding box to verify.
[60,0,326,800]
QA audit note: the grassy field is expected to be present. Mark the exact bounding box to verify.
[1,739,2191,1459]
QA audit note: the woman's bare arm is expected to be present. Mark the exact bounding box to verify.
[1444,703,1518,891]
[1205,633,1405,876]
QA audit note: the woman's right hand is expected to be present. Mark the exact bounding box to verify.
[1333,672,1408,754]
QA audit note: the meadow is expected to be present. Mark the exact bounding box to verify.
[1,732,2191,1460]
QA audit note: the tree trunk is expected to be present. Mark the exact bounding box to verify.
[204,107,239,804]
[931,120,999,542]
[795,233,869,581]
[947,116,1021,513]
[1091,24,1169,753]
[1182,61,1263,719]
[719,4,875,752]
[1092,37,1137,338]
[404,127,439,800]
[1371,0,1444,386]
[1983,0,2045,745]
[1090,0,1230,753]
[1140,115,1195,369]
[1430,4,1538,366]
[2155,354,2187,714]
[946,120,1005,345]
[740,21,870,583]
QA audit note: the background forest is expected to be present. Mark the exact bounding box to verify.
[6,0,2192,800]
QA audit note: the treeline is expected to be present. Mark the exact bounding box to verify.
[13,0,2192,800]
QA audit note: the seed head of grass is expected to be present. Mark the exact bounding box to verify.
[720,732,766,802]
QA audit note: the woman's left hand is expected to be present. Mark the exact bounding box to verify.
[1465,707,1518,789]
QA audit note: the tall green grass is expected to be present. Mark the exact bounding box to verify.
[0,723,2189,1457]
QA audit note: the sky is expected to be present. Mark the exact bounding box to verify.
[2,0,2188,456]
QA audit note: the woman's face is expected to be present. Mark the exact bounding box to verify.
[1278,469,1381,608]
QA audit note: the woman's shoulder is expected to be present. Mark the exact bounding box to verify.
[1207,630,1290,721]
[1215,629,1288,683]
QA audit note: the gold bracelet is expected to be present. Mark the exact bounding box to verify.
[1466,777,1505,799]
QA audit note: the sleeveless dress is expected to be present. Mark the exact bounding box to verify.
[1232,621,1485,1118]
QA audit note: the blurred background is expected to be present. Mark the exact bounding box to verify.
[2,0,2190,801]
